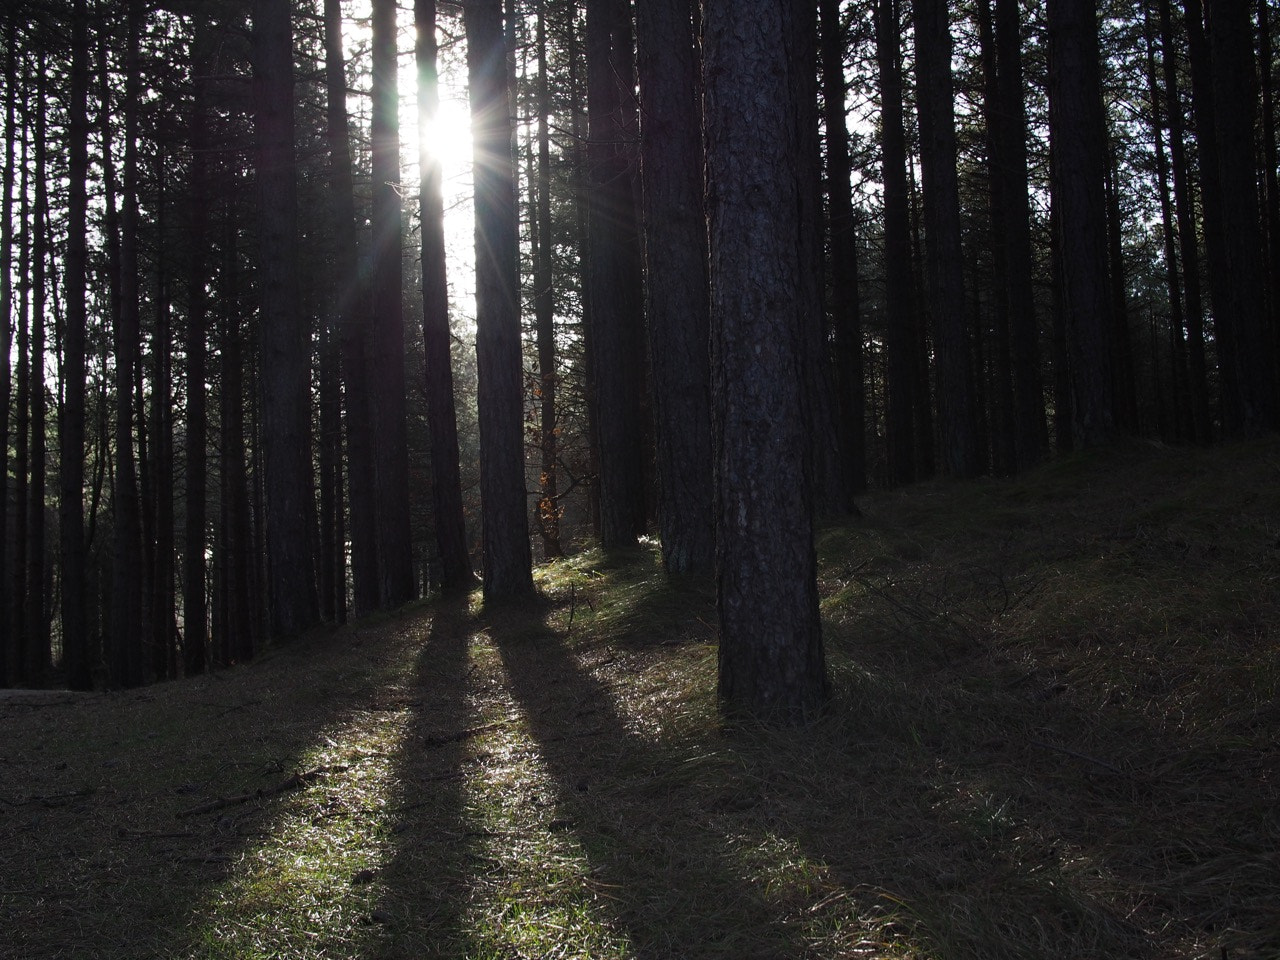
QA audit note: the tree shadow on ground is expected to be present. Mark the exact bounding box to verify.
[363,598,476,959]
[0,617,426,958]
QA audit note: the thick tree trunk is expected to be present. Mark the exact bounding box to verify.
[1160,0,1212,441]
[183,18,212,674]
[0,12,15,687]
[466,0,534,601]
[585,0,646,549]
[704,0,827,725]
[60,0,91,689]
[321,0,379,615]
[416,0,474,592]
[993,0,1047,470]
[369,0,414,608]
[1205,0,1278,432]
[252,0,319,638]
[876,0,917,486]
[531,3,563,562]
[111,5,146,685]
[820,0,866,497]
[28,62,49,686]
[913,0,979,479]
[1048,0,1116,446]
[635,0,714,574]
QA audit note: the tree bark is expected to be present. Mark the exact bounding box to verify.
[60,0,91,689]
[28,60,49,686]
[466,0,534,600]
[876,0,918,486]
[416,0,474,592]
[252,0,319,638]
[585,0,646,549]
[370,0,414,607]
[321,0,379,615]
[821,0,866,497]
[1048,0,1116,446]
[913,0,979,479]
[1160,0,1212,441]
[1205,0,1278,432]
[704,0,827,724]
[634,0,714,574]
[0,11,15,687]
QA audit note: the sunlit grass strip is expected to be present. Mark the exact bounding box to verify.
[458,632,633,960]
[184,704,414,959]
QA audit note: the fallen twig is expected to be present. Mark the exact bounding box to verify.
[176,765,346,817]
[1028,738,1125,775]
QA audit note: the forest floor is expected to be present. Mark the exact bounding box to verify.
[2,439,1278,960]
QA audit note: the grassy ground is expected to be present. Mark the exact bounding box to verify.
[2,439,1277,959]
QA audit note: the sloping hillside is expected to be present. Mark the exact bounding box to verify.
[2,439,1276,959]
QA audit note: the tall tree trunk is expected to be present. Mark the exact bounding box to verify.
[1205,0,1278,432]
[585,0,646,548]
[61,0,91,689]
[416,0,474,591]
[1143,0,1194,442]
[1048,0,1116,446]
[704,0,826,725]
[111,5,146,686]
[220,210,255,664]
[29,61,50,686]
[634,0,714,574]
[821,0,866,497]
[876,0,918,486]
[11,97,30,684]
[321,0,379,615]
[1184,0,1234,430]
[1161,0,1212,441]
[369,0,414,608]
[466,0,534,600]
[252,0,319,638]
[184,16,212,675]
[0,11,16,687]
[1104,138,1139,431]
[991,0,1047,470]
[1258,0,1280,373]
[531,2,564,561]
[913,0,979,479]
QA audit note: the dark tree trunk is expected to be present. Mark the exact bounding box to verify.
[530,3,563,561]
[913,0,979,479]
[1048,166,1074,452]
[11,98,30,685]
[466,0,534,600]
[634,0,714,574]
[0,11,15,687]
[1205,0,1278,432]
[1104,139,1139,432]
[821,0,866,497]
[1184,0,1234,430]
[585,0,646,549]
[28,62,49,686]
[252,0,319,638]
[370,0,414,608]
[704,0,827,725]
[60,0,91,689]
[1160,0,1212,441]
[1258,0,1280,373]
[220,213,255,664]
[183,17,212,675]
[416,0,474,592]
[111,5,145,685]
[1048,0,1116,446]
[876,0,918,486]
[1143,0,1194,442]
[322,0,379,615]
[992,0,1047,470]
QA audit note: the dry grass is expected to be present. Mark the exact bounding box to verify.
[1,439,1277,959]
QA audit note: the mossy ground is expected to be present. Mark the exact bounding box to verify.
[2,439,1276,958]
